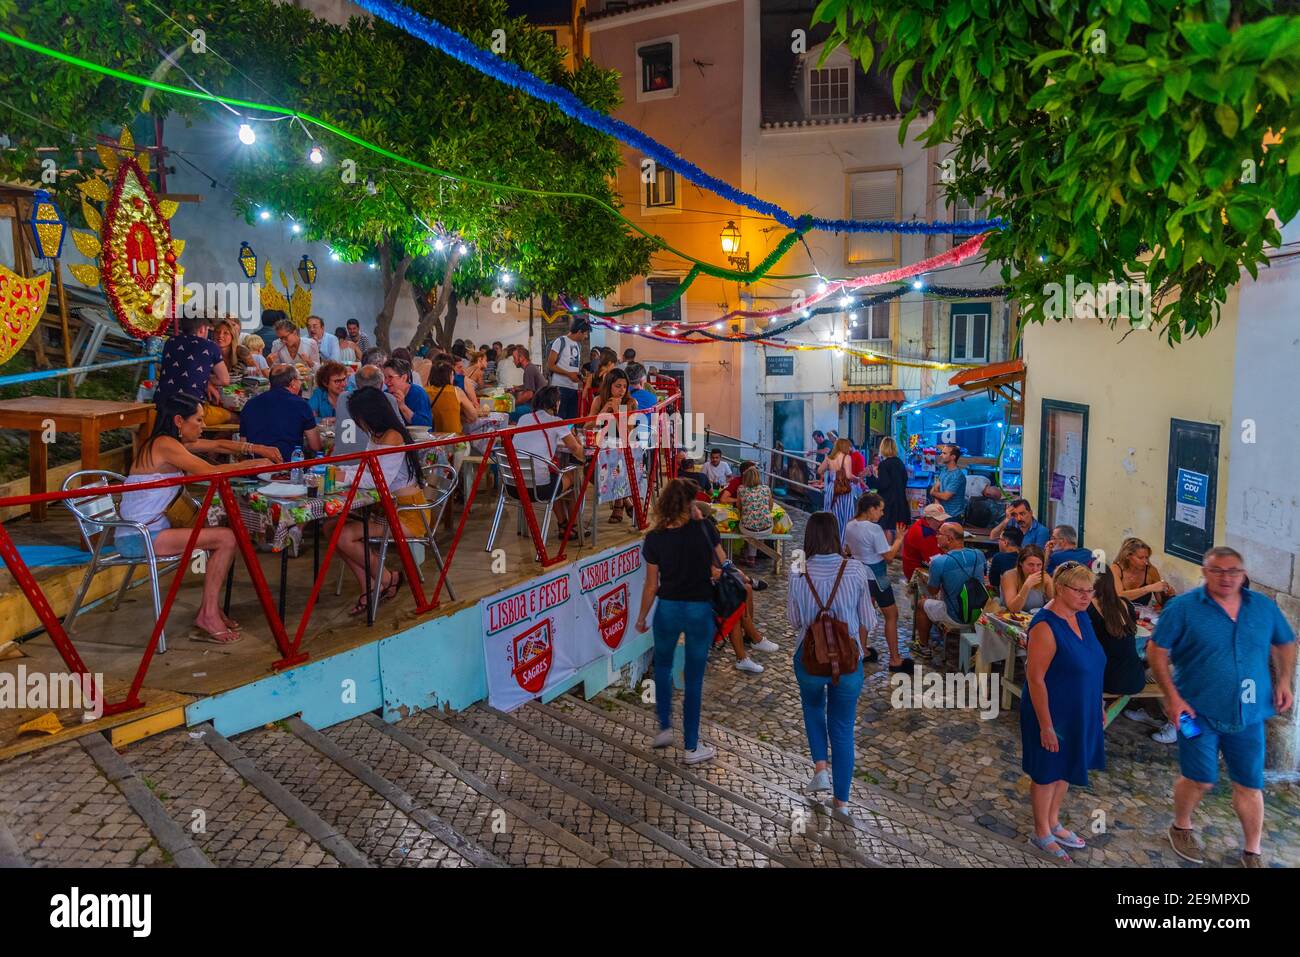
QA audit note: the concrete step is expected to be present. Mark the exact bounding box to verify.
[585,691,1061,868]
[453,703,862,867]
[398,708,703,867]
[229,721,487,868]
[320,713,602,867]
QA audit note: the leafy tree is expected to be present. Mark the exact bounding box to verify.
[0,0,656,349]
[815,0,1300,342]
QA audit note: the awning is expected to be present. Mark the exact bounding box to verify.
[839,389,907,404]
[948,358,1024,391]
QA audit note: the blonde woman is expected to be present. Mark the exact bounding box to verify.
[1020,561,1107,862]
[462,349,488,408]
[736,466,772,566]
[1111,537,1175,607]
[1001,545,1055,613]
[875,436,911,542]
[817,437,858,535]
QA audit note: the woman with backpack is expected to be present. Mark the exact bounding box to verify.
[635,478,724,765]
[787,511,878,808]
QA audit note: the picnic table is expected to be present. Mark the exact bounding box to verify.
[0,397,155,522]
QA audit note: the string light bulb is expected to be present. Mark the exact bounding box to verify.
[457,243,468,255]
[365,176,378,196]
[258,209,271,221]
[434,238,445,251]
[291,222,301,234]
[237,123,255,145]
[912,278,924,290]
[308,145,324,164]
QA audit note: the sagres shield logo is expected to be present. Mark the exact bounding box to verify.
[511,618,554,693]
[597,583,629,650]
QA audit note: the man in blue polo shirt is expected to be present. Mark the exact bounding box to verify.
[239,364,322,461]
[991,498,1050,548]
[1044,524,1093,573]
[1149,546,1296,868]
[914,522,986,655]
[929,443,967,520]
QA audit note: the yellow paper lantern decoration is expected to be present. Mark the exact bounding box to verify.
[29,190,68,259]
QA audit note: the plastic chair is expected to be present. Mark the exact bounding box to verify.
[484,448,584,556]
[60,470,186,654]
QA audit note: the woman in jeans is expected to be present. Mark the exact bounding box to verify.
[635,478,722,765]
[787,511,878,808]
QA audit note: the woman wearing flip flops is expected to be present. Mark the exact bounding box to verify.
[1020,561,1107,862]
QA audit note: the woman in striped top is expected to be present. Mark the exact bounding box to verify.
[787,511,878,808]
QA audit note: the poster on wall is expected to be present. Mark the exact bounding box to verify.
[1174,467,1209,530]
[574,543,646,654]
[1053,431,1082,529]
[481,569,578,713]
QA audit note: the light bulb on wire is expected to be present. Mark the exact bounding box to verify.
[912,278,924,290]
[291,222,301,234]
[237,123,255,145]
[433,238,445,252]
[258,209,271,221]
[457,243,468,255]
[308,145,323,164]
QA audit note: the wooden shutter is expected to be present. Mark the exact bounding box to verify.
[846,170,899,265]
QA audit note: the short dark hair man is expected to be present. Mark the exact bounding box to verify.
[507,346,547,419]
[545,317,590,420]
[239,364,322,461]
[345,318,372,352]
[929,443,967,521]
[153,313,228,406]
[987,523,1024,587]
[1044,524,1092,573]
[991,497,1050,548]
[1150,546,1295,867]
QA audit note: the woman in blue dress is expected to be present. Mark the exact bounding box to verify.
[817,438,860,536]
[1020,560,1106,862]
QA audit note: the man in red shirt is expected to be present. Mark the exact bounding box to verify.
[719,460,757,503]
[850,442,868,475]
[901,503,947,579]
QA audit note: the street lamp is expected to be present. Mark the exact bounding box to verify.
[297,254,317,286]
[28,190,67,259]
[720,220,749,272]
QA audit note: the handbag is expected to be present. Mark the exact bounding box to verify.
[800,559,859,684]
[832,456,852,497]
[698,521,746,619]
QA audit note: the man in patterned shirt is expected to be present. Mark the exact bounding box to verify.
[153,314,228,405]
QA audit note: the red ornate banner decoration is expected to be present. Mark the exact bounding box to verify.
[0,263,52,364]
[66,127,185,339]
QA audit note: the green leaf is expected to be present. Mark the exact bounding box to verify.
[1214,103,1239,138]
[1162,68,1190,104]
[892,59,915,107]
[1146,87,1168,119]
[1027,48,1073,71]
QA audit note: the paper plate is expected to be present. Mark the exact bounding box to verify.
[257,483,308,498]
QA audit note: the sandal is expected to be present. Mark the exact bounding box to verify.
[862,647,880,663]
[1051,825,1086,849]
[888,658,915,674]
[378,571,404,605]
[189,627,241,645]
[1029,834,1073,862]
[221,614,243,632]
[608,506,624,524]
[348,594,370,617]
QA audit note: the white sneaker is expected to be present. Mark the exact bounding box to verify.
[684,742,716,765]
[751,639,779,653]
[735,658,764,674]
[1152,722,1178,744]
[809,768,831,793]
[652,728,673,748]
[1124,708,1162,728]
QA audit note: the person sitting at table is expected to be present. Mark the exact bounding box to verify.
[331,388,428,617]
[382,357,432,428]
[390,347,423,388]
[1001,544,1054,614]
[306,314,341,364]
[1087,567,1147,697]
[988,524,1023,588]
[990,498,1051,548]
[239,364,323,462]
[344,318,371,353]
[425,361,480,434]
[1110,537,1175,607]
[309,361,349,420]
[241,334,270,374]
[1045,524,1093,573]
[496,345,523,390]
[1020,561,1106,862]
[335,326,362,364]
[718,460,756,505]
[514,386,586,538]
[928,443,967,522]
[624,362,658,411]
[696,501,777,674]
[844,492,908,672]
[334,368,400,458]
[153,314,229,409]
[702,448,733,491]
[117,393,276,644]
[269,318,321,372]
[200,318,244,426]
[735,466,773,568]
[678,458,707,492]
[913,521,986,659]
[901,502,947,580]
[461,349,488,408]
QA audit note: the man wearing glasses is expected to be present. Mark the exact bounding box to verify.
[1148,546,1296,868]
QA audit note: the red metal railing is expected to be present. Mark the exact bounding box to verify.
[0,395,683,717]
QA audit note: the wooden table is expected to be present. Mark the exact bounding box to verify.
[0,397,155,522]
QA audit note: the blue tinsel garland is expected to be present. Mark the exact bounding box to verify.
[351,0,1005,236]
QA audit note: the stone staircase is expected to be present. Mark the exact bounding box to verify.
[0,693,1062,868]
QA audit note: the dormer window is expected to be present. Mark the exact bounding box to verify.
[799,44,854,119]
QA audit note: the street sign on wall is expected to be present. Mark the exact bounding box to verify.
[1165,419,1219,562]
[765,354,794,376]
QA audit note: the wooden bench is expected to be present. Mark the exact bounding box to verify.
[719,531,792,575]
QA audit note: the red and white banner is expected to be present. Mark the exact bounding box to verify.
[481,544,649,712]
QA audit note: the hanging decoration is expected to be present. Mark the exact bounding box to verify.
[0,263,52,365]
[296,254,317,286]
[65,127,185,339]
[259,259,312,327]
[28,190,68,260]
[238,241,258,279]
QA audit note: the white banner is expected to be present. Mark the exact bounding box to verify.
[574,542,647,655]
[482,569,578,713]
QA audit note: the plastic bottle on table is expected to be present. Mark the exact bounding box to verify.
[290,446,304,485]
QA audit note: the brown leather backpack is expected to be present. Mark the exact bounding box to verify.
[832,456,852,496]
[800,559,859,684]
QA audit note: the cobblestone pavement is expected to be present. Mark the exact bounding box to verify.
[698,509,1300,868]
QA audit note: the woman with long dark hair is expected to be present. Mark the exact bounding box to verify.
[119,393,278,643]
[1001,544,1054,613]
[1088,567,1147,696]
[634,478,722,765]
[513,385,586,538]
[333,387,427,616]
[595,368,637,523]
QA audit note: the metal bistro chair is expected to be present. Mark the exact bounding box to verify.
[335,463,460,604]
[484,448,584,557]
[61,470,190,655]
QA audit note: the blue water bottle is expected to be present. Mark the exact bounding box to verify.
[1178,712,1202,739]
[290,446,304,485]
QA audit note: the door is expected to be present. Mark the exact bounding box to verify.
[1038,399,1089,544]
[770,399,807,490]
[1164,419,1219,562]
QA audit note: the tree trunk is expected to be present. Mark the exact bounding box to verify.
[406,248,463,352]
[374,244,413,353]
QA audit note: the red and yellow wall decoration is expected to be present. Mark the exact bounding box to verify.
[66,128,185,339]
[0,264,52,365]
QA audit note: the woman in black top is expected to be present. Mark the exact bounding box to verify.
[1087,568,1147,695]
[874,436,911,542]
[635,478,721,766]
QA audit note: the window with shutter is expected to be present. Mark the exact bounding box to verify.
[637,40,675,97]
[644,164,676,209]
[950,303,991,363]
[846,170,900,265]
[848,303,890,341]
[647,277,683,325]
